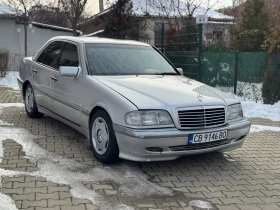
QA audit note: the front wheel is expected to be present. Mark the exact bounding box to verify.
[90,110,119,164]
[24,84,44,118]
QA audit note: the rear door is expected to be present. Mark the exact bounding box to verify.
[50,42,85,126]
[32,41,64,110]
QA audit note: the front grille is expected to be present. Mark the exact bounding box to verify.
[178,107,225,129]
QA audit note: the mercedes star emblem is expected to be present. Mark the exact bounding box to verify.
[197,92,203,101]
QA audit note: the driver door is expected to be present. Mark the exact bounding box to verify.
[32,41,64,111]
[51,42,84,126]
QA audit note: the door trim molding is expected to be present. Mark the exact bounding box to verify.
[35,87,90,116]
[38,103,82,127]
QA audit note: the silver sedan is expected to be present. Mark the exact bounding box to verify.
[18,36,251,163]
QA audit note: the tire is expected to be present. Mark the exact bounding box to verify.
[24,83,44,118]
[90,110,119,164]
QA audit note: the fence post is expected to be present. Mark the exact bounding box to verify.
[161,23,165,53]
[234,51,239,94]
[198,24,203,82]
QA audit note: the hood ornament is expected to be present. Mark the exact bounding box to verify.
[197,92,203,102]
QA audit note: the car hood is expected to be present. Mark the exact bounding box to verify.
[93,75,237,109]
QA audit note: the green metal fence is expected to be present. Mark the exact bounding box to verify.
[201,52,268,88]
[165,51,199,80]
[155,22,270,92]
[237,52,268,83]
[162,21,203,81]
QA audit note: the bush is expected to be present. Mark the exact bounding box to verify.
[0,49,9,77]
[262,54,280,104]
[202,52,235,87]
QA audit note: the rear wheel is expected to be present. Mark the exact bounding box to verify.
[24,84,44,118]
[90,110,119,164]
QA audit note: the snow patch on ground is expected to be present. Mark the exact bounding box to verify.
[189,200,212,209]
[216,82,280,122]
[0,192,18,210]
[0,127,173,210]
[216,82,263,103]
[242,100,280,121]
[0,120,13,126]
[0,103,24,108]
[250,125,280,133]
[0,71,19,90]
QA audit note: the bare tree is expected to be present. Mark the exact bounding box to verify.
[58,0,88,36]
[29,4,70,27]
[143,0,219,20]
[6,0,41,56]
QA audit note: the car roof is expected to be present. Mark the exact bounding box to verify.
[48,36,151,47]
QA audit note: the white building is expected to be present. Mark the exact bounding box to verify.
[0,3,82,70]
[233,0,247,7]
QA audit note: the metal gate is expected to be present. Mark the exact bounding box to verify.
[157,20,203,81]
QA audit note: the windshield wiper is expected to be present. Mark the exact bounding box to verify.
[155,72,179,75]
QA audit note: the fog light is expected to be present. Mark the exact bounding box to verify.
[146,147,163,152]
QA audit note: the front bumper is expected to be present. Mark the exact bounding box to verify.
[114,119,251,162]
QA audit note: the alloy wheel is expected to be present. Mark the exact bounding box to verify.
[92,117,110,155]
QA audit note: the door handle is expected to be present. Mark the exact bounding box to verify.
[51,76,58,82]
[32,69,38,73]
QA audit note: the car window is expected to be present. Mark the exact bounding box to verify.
[43,41,64,69]
[59,43,79,67]
[37,47,48,64]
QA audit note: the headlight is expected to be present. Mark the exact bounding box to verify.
[227,103,243,121]
[125,110,174,126]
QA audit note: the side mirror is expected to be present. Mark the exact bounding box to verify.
[59,66,79,77]
[177,68,184,75]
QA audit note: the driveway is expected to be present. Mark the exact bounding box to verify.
[1,86,280,210]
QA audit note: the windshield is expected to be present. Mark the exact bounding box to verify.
[85,44,178,75]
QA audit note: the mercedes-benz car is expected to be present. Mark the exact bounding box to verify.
[18,36,251,163]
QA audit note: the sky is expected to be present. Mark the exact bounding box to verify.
[87,0,233,15]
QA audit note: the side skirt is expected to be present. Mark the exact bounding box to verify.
[37,104,90,140]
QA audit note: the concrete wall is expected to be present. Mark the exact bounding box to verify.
[0,19,73,56]
[0,19,19,53]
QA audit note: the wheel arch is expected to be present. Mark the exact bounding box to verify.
[22,80,31,99]
[88,106,111,129]
[88,105,120,163]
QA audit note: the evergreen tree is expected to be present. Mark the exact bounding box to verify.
[104,0,136,39]
[262,13,280,104]
[233,0,269,52]
[240,0,268,31]
[266,13,280,53]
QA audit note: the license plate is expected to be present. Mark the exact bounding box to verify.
[189,130,228,144]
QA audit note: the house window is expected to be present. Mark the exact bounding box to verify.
[213,30,223,42]
[154,22,169,49]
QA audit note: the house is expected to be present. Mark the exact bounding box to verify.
[0,3,81,57]
[78,0,233,48]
